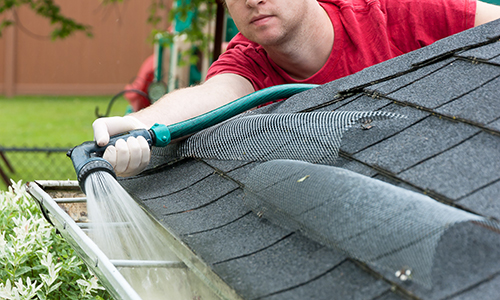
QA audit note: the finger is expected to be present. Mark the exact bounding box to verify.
[93,118,111,146]
[137,136,151,172]
[120,137,150,177]
[125,137,142,173]
[93,116,146,147]
[106,116,143,135]
[102,145,117,169]
[114,139,130,175]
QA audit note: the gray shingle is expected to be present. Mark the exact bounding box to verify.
[142,173,240,215]
[398,132,500,200]
[227,162,262,184]
[371,174,423,194]
[449,274,500,300]
[120,159,214,199]
[435,76,500,124]
[259,261,390,300]
[354,116,480,174]
[457,179,500,220]
[408,20,500,66]
[490,54,500,64]
[457,40,500,60]
[212,233,347,299]
[183,213,292,264]
[333,156,379,177]
[486,117,500,131]
[387,60,500,109]
[366,59,453,95]
[316,94,364,112]
[273,83,343,114]
[160,189,248,235]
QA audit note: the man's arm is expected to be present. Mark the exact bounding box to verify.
[92,73,255,176]
[132,73,255,128]
[94,73,255,144]
[475,0,500,26]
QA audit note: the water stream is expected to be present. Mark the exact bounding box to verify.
[85,171,219,299]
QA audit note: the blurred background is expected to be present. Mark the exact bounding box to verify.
[0,0,237,190]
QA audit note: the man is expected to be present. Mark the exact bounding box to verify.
[93,0,500,177]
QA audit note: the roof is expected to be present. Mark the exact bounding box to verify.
[119,19,500,300]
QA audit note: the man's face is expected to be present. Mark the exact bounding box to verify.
[225,0,311,46]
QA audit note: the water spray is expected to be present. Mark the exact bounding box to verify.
[67,83,318,192]
[64,84,320,299]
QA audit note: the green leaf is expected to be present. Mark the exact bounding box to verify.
[47,281,63,294]
[36,290,47,300]
[14,266,32,277]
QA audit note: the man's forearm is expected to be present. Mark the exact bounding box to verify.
[131,73,255,129]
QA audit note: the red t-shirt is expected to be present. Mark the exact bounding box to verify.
[206,0,476,91]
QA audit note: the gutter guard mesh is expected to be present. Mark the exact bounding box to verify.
[243,160,500,288]
[178,111,404,164]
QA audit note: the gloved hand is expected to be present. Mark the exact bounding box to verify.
[92,116,150,177]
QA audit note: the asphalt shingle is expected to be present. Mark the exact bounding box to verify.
[212,233,348,300]
[398,132,500,200]
[435,75,500,124]
[353,115,480,174]
[387,60,500,109]
[118,19,500,300]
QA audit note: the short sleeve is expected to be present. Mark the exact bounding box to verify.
[381,0,476,52]
[206,33,287,90]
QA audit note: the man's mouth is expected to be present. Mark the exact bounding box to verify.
[250,14,273,25]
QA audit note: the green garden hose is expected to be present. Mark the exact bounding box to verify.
[67,83,318,192]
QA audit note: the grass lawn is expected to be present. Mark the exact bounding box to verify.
[0,95,130,147]
[0,95,130,190]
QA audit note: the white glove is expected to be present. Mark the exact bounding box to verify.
[92,116,150,177]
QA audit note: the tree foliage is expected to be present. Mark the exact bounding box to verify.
[0,0,219,47]
[151,0,218,64]
[0,0,220,64]
[0,0,92,40]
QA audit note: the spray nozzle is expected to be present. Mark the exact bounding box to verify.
[67,124,171,193]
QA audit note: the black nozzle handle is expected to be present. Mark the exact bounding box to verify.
[67,128,154,192]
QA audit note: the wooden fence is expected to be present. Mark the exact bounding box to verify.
[0,0,172,97]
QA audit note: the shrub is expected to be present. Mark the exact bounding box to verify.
[0,180,111,299]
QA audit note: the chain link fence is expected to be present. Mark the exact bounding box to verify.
[0,147,77,190]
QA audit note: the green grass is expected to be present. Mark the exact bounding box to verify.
[0,95,131,190]
[0,95,130,147]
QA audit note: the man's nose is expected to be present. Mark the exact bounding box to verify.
[246,0,265,7]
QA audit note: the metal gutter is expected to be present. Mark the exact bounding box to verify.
[26,181,142,300]
[27,180,244,300]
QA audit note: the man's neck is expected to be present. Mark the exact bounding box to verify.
[264,5,334,80]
